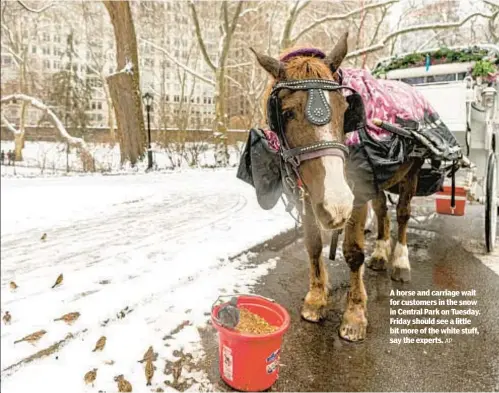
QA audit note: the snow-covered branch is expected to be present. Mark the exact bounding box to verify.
[291,0,398,45]
[141,39,215,86]
[346,9,499,59]
[1,112,21,135]
[17,1,54,13]
[1,94,88,149]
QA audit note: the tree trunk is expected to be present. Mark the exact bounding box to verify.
[214,67,229,167]
[103,1,146,166]
[101,79,115,145]
[14,132,24,162]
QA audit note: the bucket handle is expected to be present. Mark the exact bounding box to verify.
[211,294,277,329]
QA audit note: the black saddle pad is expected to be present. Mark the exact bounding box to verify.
[236,128,283,210]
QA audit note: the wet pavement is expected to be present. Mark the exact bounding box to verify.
[200,202,499,392]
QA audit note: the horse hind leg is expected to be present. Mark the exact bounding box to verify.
[392,161,422,282]
[301,199,329,322]
[339,203,368,342]
[367,192,391,271]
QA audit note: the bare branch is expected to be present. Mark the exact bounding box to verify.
[188,0,216,71]
[292,0,398,44]
[17,1,54,13]
[141,39,215,86]
[483,0,499,7]
[347,9,499,59]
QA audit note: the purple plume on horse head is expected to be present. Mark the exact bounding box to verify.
[280,48,326,63]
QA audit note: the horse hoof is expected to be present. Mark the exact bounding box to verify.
[301,303,325,322]
[339,319,367,342]
[391,267,411,282]
[339,306,367,342]
[367,256,387,271]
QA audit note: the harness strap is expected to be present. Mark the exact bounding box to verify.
[281,141,349,164]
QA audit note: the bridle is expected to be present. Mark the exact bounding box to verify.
[267,79,357,212]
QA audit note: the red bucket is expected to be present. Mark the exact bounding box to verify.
[211,295,290,392]
[435,186,467,216]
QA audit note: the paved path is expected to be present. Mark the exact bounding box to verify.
[201,203,499,391]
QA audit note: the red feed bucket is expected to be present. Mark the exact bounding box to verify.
[435,186,467,216]
[211,295,290,392]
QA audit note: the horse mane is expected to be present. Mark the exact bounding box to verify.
[261,45,336,124]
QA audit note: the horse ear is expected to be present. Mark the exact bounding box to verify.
[249,48,286,80]
[324,32,349,72]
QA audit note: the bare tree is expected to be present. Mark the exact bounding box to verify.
[1,94,95,171]
[347,8,499,59]
[1,2,43,161]
[81,2,116,144]
[103,1,146,166]
[279,0,397,50]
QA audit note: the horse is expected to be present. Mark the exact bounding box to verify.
[249,32,452,342]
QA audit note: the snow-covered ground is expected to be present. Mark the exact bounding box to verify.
[1,168,295,392]
[0,140,245,175]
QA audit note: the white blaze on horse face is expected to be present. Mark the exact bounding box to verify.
[315,123,354,229]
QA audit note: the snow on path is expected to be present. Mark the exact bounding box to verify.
[1,169,295,393]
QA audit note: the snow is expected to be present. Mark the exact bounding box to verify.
[0,168,295,392]
[0,140,245,175]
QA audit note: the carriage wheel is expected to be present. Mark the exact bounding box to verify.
[485,152,498,253]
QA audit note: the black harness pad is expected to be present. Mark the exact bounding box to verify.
[236,128,283,210]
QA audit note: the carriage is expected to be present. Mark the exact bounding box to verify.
[372,44,499,252]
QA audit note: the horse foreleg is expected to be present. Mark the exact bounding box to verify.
[340,203,368,341]
[392,162,421,282]
[301,198,329,322]
[367,192,391,271]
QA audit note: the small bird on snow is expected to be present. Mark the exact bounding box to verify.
[84,368,97,386]
[145,358,155,386]
[51,274,63,289]
[41,233,47,241]
[54,312,80,325]
[3,311,12,325]
[114,374,133,392]
[14,329,47,345]
[92,336,106,352]
[138,345,157,363]
[172,359,183,383]
[10,281,18,290]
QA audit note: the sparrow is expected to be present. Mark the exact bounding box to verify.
[114,374,133,392]
[138,345,157,363]
[41,233,47,241]
[145,358,155,386]
[10,281,18,290]
[172,359,182,383]
[3,311,12,325]
[51,274,63,289]
[14,329,47,344]
[84,368,97,386]
[92,336,106,352]
[54,312,80,325]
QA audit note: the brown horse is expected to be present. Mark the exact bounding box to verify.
[251,33,423,342]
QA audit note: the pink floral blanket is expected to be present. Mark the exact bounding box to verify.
[341,68,437,146]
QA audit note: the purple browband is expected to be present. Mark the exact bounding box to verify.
[280,48,326,63]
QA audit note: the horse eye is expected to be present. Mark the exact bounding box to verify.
[283,110,295,121]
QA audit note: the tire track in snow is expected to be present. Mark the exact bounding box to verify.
[1,194,248,316]
[1,193,246,278]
